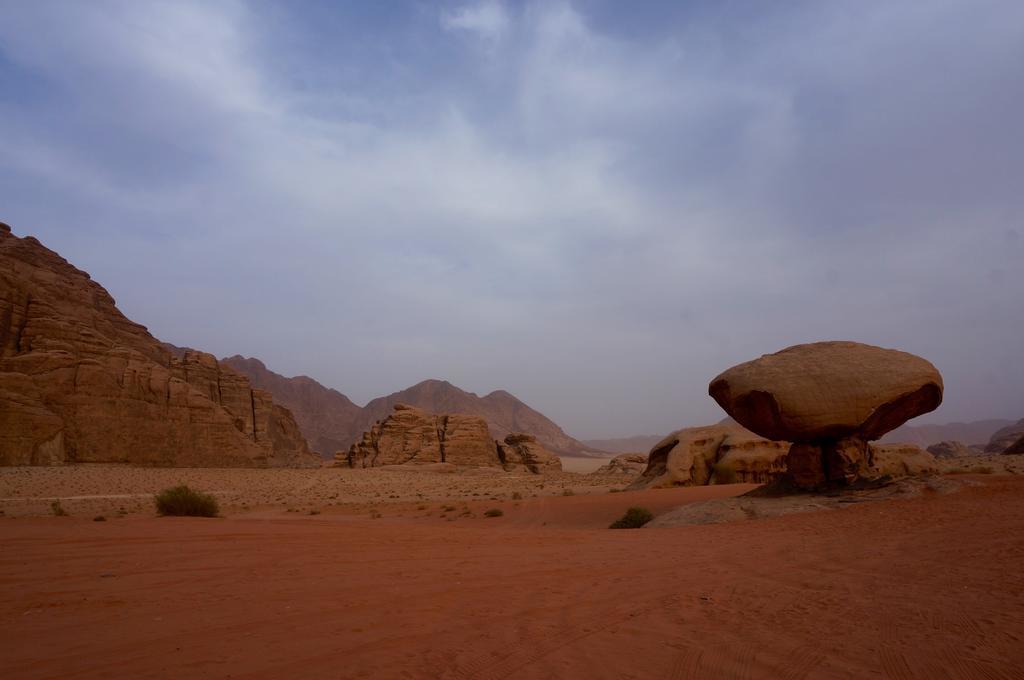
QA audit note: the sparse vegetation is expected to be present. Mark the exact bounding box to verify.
[511,491,523,500]
[609,506,654,529]
[51,500,68,516]
[154,485,219,517]
[562,489,575,496]
[93,515,106,522]
[484,508,504,518]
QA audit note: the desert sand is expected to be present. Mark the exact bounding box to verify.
[2,466,1024,679]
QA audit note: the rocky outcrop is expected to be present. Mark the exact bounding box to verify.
[221,355,364,458]
[219,363,599,460]
[593,453,647,475]
[496,434,562,473]
[926,440,974,459]
[341,404,562,473]
[1004,434,1024,455]
[631,421,790,489]
[872,444,938,477]
[358,379,593,457]
[984,419,1024,453]
[0,223,318,467]
[709,341,943,489]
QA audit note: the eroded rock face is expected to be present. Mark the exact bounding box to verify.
[632,421,789,489]
[1005,435,1024,455]
[926,440,973,459]
[985,419,1024,453]
[496,433,562,473]
[593,453,647,475]
[709,341,943,489]
[871,444,938,477]
[341,405,562,473]
[0,224,318,467]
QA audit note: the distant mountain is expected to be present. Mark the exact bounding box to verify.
[359,379,598,457]
[221,356,365,457]
[581,435,663,454]
[221,360,601,459]
[880,419,1014,448]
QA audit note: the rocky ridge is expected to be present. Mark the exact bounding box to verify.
[0,223,317,467]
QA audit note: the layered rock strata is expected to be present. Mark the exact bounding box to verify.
[340,404,561,473]
[0,222,317,467]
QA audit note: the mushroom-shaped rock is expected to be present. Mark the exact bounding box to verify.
[709,341,943,489]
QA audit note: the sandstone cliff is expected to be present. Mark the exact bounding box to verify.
[0,223,318,467]
[339,404,561,473]
[221,358,600,460]
[221,355,364,457]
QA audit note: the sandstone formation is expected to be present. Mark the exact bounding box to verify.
[1004,434,1024,455]
[0,223,318,467]
[358,379,594,457]
[631,421,790,489]
[709,341,943,489]
[220,361,599,460]
[593,453,647,475]
[926,440,974,459]
[872,444,938,477]
[340,404,561,473]
[221,355,364,457]
[984,419,1024,453]
[496,434,562,473]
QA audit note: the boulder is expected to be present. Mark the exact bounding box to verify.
[872,444,938,477]
[593,453,647,475]
[926,440,973,459]
[984,419,1024,453]
[631,421,789,489]
[709,341,943,489]
[0,225,318,467]
[496,434,563,473]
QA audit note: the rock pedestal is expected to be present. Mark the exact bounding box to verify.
[709,341,943,490]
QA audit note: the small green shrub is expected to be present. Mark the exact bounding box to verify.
[51,500,68,517]
[609,506,654,529]
[154,485,219,517]
[484,508,504,518]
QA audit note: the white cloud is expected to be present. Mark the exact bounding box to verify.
[440,0,509,42]
[0,0,1022,436]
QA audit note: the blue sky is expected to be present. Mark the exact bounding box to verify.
[1,0,1022,438]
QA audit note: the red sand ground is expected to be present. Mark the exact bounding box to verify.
[2,478,1023,679]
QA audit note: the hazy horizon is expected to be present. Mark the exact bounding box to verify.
[2,1,1022,439]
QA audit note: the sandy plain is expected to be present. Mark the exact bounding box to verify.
[1,464,1023,679]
